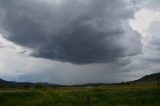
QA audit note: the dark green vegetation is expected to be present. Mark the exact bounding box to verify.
[0,73,160,106]
[0,83,160,106]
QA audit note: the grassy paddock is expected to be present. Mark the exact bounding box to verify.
[0,83,160,106]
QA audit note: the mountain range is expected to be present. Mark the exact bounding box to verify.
[0,72,160,88]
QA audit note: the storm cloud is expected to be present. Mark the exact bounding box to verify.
[0,0,142,64]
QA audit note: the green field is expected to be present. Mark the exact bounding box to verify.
[0,83,160,106]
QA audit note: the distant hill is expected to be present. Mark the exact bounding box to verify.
[0,79,11,86]
[1,72,160,88]
[0,79,62,88]
[135,72,160,83]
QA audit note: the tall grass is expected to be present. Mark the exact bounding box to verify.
[0,83,160,106]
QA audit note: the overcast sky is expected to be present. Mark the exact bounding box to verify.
[0,0,160,85]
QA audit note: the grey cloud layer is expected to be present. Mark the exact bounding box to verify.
[0,0,142,64]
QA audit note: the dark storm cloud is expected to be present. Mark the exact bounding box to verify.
[0,0,142,64]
